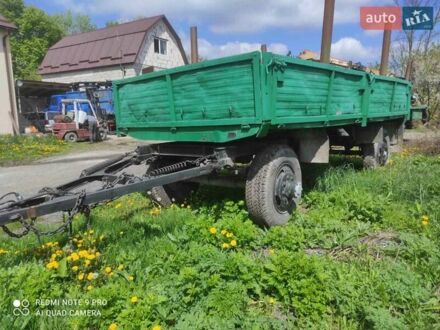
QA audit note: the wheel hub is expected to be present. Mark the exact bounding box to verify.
[274,165,297,213]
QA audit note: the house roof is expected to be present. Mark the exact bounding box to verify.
[39,15,188,75]
[0,14,17,30]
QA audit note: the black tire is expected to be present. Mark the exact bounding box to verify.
[146,159,198,207]
[64,132,78,142]
[362,135,390,169]
[245,145,302,227]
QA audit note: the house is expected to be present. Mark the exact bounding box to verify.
[39,15,188,83]
[0,14,18,135]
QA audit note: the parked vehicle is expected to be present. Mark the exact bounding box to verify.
[52,99,108,142]
[0,51,412,230]
[43,88,115,132]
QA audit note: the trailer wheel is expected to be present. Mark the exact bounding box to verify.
[362,135,390,169]
[64,132,78,142]
[146,160,198,207]
[245,145,302,227]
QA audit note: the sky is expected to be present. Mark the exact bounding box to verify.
[25,0,404,65]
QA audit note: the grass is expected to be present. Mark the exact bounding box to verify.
[0,148,439,329]
[0,134,72,166]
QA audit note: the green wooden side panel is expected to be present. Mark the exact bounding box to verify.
[115,52,261,143]
[114,51,411,143]
[172,62,256,121]
[275,65,330,117]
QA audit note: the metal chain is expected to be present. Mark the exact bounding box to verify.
[1,190,87,239]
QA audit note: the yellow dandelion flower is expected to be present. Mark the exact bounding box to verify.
[72,266,79,272]
[221,229,227,236]
[226,232,233,238]
[86,253,96,260]
[422,215,429,226]
[152,325,161,330]
[78,250,88,258]
[128,275,134,281]
[105,267,112,274]
[269,297,275,304]
[78,273,84,280]
[130,296,139,304]
[70,252,79,261]
[222,243,230,249]
[100,235,105,241]
[108,324,117,330]
[87,272,94,281]
[95,252,101,257]
[84,260,91,267]
[115,203,122,209]
[46,260,59,270]
[117,264,124,271]
[209,227,217,235]
[0,249,8,254]
[87,285,93,291]
[230,240,237,247]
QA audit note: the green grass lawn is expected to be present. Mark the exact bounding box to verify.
[0,134,71,166]
[0,150,439,329]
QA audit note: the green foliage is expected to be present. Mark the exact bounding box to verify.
[0,0,96,79]
[0,134,69,166]
[53,10,96,35]
[1,153,440,328]
[8,5,64,79]
[0,0,24,21]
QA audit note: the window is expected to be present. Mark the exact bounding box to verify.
[154,37,167,55]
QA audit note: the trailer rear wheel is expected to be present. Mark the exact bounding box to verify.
[362,135,390,169]
[146,160,198,207]
[245,145,302,227]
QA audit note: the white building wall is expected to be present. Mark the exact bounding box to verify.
[42,66,136,83]
[0,30,16,135]
[134,20,186,73]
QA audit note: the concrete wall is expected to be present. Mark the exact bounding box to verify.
[42,20,186,83]
[0,30,17,135]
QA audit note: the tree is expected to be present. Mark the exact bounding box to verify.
[53,10,96,35]
[9,5,64,79]
[412,45,440,119]
[390,0,440,119]
[105,20,119,28]
[0,0,24,22]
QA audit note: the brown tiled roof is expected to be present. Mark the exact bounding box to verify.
[0,14,17,30]
[39,15,187,75]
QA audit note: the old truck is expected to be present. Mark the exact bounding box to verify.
[0,51,411,235]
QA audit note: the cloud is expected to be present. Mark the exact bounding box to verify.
[197,39,289,59]
[178,29,288,59]
[331,37,375,61]
[55,0,378,33]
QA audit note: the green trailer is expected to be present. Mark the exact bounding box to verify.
[0,52,412,232]
[112,51,411,226]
